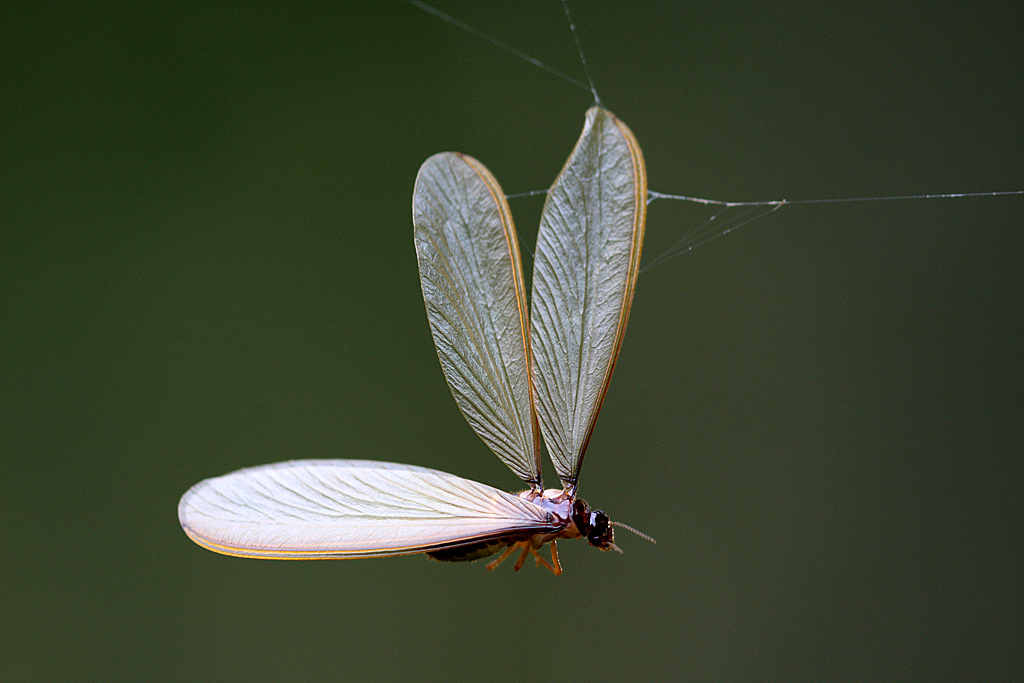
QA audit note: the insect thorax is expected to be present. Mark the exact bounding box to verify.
[520,489,615,551]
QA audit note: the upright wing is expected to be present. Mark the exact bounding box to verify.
[178,460,558,559]
[413,153,541,489]
[531,107,647,493]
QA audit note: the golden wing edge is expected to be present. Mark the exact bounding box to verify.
[569,108,648,487]
[177,459,558,561]
[412,152,542,487]
[534,107,648,490]
[454,153,543,486]
[179,522,556,561]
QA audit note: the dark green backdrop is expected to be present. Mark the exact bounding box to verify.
[3,2,1021,680]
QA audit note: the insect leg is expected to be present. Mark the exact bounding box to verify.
[485,543,519,571]
[529,541,562,575]
[512,543,532,571]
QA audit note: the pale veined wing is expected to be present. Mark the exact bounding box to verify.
[413,152,541,489]
[531,107,647,493]
[178,111,650,572]
[178,460,560,559]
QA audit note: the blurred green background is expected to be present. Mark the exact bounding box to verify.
[3,2,1021,680]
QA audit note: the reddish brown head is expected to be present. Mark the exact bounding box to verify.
[571,499,615,550]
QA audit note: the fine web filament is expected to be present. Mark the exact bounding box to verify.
[407,0,1023,270]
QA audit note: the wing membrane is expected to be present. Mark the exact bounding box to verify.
[413,153,541,488]
[531,107,647,492]
[178,460,557,559]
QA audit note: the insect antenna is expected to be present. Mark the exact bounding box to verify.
[611,521,657,545]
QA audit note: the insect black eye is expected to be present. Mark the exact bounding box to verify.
[586,510,614,548]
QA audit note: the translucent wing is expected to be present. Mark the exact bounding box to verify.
[413,152,541,489]
[178,460,558,559]
[531,107,647,492]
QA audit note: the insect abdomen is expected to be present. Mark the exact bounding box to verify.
[427,539,508,562]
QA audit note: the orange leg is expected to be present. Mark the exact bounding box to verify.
[511,544,531,571]
[485,540,563,575]
[548,541,562,575]
[485,543,519,571]
[529,541,562,575]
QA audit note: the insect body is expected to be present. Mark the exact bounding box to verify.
[178,106,646,574]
